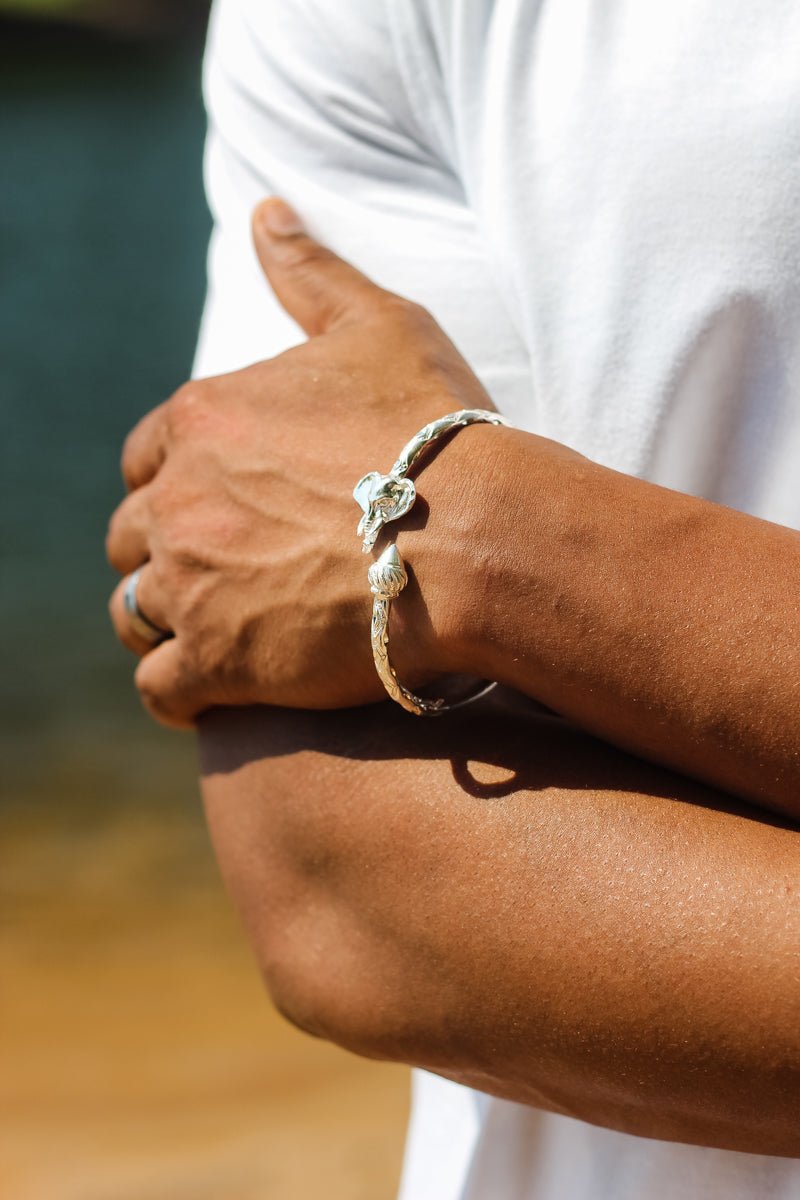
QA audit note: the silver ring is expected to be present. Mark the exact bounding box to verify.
[123,567,170,646]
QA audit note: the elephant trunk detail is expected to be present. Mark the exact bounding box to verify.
[353,471,417,553]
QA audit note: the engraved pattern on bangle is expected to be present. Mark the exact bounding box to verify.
[355,408,507,716]
[368,544,445,716]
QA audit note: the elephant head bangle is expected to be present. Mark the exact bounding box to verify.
[353,408,507,716]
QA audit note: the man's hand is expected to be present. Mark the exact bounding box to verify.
[106,200,516,726]
[108,200,800,822]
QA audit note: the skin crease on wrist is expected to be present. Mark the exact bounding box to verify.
[197,691,800,1159]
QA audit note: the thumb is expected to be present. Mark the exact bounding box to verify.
[252,198,387,337]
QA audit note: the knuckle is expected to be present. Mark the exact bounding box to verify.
[148,476,198,544]
[134,656,197,730]
[105,506,132,569]
[146,473,172,520]
[120,427,140,485]
[104,514,120,566]
[168,381,209,433]
[380,293,435,333]
[386,292,424,319]
[152,515,200,576]
[133,658,161,706]
[135,669,178,728]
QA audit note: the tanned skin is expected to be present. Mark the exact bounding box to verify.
[107,200,800,1155]
[198,693,800,1156]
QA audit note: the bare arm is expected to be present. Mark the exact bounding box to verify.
[107,216,800,1153]
[199,691,800,1158]
[108,211,800,821]
[402,418,800,819]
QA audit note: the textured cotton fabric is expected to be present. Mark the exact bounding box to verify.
[195,1,800,1196]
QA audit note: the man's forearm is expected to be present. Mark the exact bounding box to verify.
[402,422,800,818]
[108,210,799,822]
[199,693,800,1157]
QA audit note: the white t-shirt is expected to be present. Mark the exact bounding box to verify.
[195,1,800,1196]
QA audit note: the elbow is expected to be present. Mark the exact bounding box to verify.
[255,917,415,1063]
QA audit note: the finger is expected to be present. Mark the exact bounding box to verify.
[106,486,151,574]
[109,567,172,658]
[121,400,170,492]
[252,198,391,337]
[134,639,215,730]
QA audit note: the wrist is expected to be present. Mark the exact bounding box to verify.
[393,421,599,694]
[391,420,524,684]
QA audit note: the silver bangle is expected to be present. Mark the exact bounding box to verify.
[353,408,507,716]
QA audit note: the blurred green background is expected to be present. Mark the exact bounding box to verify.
[1,7,209,821]
[0,9,407,1198]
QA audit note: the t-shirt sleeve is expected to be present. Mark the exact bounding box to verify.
[193,0,531,421]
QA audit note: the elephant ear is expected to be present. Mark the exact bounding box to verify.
[382,476,416,520]
[353,472,417,551]
[353,471,384,515]
[353,472,416,521]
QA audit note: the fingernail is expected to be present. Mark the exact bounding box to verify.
[257,198,305,238]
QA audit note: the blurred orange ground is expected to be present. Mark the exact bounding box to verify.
[0,802,409,1200]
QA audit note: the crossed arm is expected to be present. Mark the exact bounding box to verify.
[199,691,800,1157]
[107,202,800,1155]
[107,203,800,818]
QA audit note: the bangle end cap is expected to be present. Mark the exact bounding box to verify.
[368,543,408,597]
